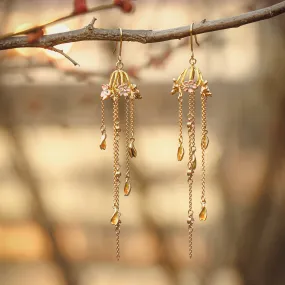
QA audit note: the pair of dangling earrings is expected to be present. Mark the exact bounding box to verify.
[99,24,212,261]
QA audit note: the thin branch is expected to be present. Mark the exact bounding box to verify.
[0,2,116,40]
[0,1,284,50]
[45,46,80,66]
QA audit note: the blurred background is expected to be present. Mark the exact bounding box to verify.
[0,0,285,284]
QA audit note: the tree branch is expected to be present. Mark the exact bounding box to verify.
[45,46,80,66]
[0,2,116,40]
[0,1,284,51]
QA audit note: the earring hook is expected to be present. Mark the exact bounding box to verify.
[189,23,200,58]
[118,27,123,60]
[115,28,124,69]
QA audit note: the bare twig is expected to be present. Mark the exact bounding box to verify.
[0,3,116,40]
[0,1,284,50]
[45,46,80,66]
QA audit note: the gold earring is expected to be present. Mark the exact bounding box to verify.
[100,28,142,261]
[171,23,212,259]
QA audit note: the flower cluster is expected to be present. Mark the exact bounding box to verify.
[100,83,142,100]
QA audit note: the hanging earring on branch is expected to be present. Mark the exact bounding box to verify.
[99,28,142,261]
[171,23,212,259]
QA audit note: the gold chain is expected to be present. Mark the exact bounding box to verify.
[186,82,196,259]
[113,93,121,261]
[178,92,183,145]
[130,97,135,139]
[99,97,107,150]
[201,94,208,204]
[125,97,130,180]
[177,90,185,161]
[100,97,106,133]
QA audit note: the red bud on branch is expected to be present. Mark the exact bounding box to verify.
[27,28,45,43]
[114,0,134,13]
[74,0,88,15]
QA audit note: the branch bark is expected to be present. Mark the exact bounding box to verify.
[0,1,284,51]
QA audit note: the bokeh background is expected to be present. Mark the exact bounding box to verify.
[0,0,285,285]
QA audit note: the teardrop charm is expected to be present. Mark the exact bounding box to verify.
[124,181,132,196]
[199,207,207,221]
[177,144,184,161]
[100,133,107,150]
[110,208,120,225]
[201,135,209,150]
[128,141,137,158]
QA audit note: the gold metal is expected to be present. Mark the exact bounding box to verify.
[189,22,200,59]
[170,22,212,259]
[100,132,107,150]
[100,97,107,150]
[112,86,121,261]
[177,143,184,161]
[199,206,207,221]
[128,139,137,158]
[99,27,142,261]
[177,91,184,161]
[124,94,131,196]
[111,207,120,225]
[124,181,132,196]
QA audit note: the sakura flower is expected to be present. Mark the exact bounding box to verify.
[182,80,198,94]
[118,83,131,97]
[100,84,111,100]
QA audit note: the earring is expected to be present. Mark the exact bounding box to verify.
[171,23,212,258]
[99,28,141,261]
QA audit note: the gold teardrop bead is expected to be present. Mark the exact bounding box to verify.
[110,208,120,225]
[128,141,137,158]
[201,135,209,150]
[100,133,107,150]
[177,145,184,161]
[199,207,207,221]
[124,181,132,196]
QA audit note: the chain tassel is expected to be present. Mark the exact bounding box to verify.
[99,97,107,150]
[171,24,212,258]
[99,28,142,260]
[124,97,131,196]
